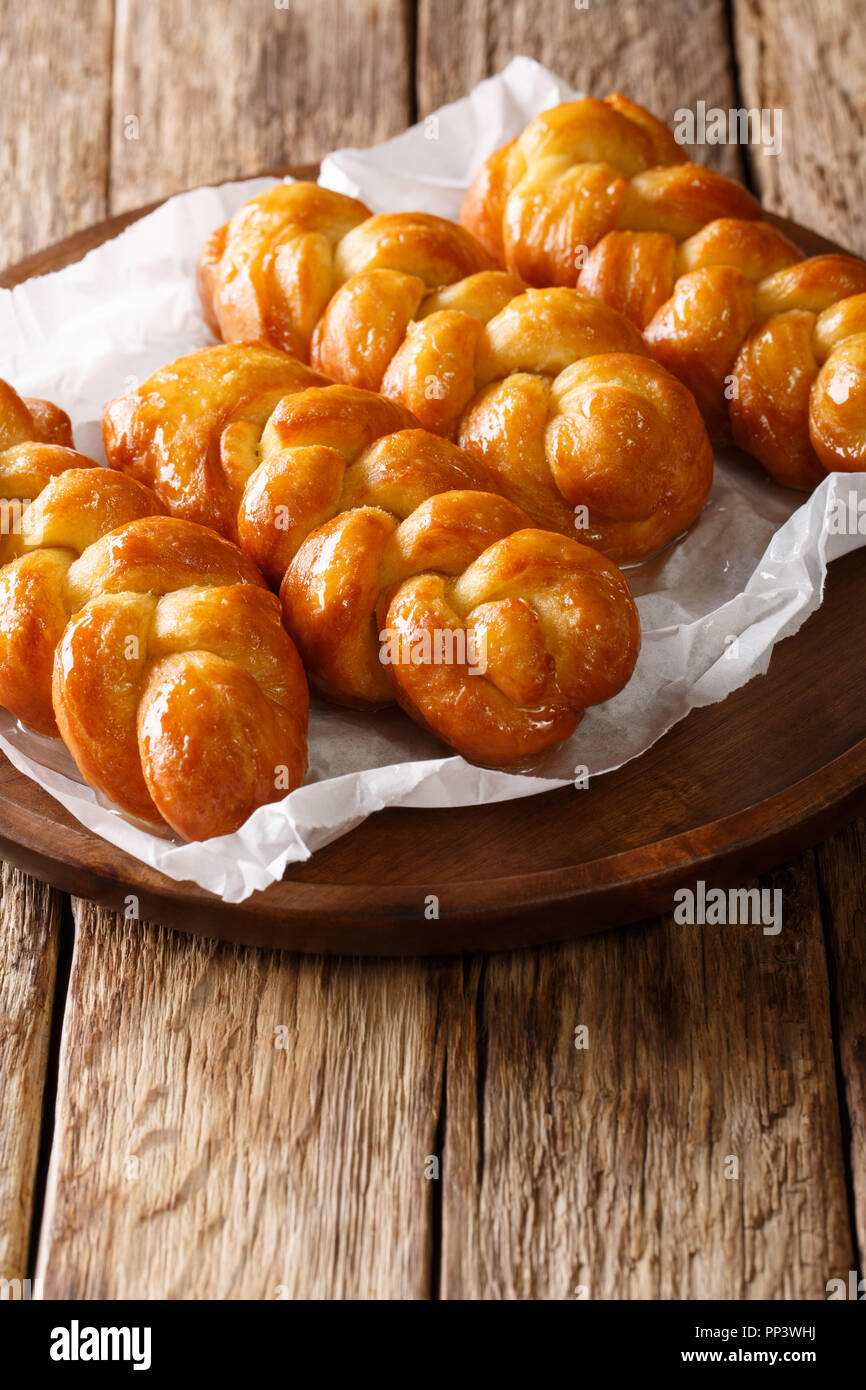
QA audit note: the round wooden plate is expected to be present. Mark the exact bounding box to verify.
[1,178,864,955]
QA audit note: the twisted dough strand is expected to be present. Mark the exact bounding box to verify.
[581,216,866,488]
[0,377,96,565]
[312,276,714,562]
[461,95,866,488]
[198,182,496,359]
[281,489,640,764]
[104,367,641,764]
[460,94,760,286]
[105,352,504,578]
[0,467,308,839]
[103,343,328,538]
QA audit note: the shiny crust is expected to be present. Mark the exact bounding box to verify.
[312,279,714,563]
[0,378,75,452]
[198,181,496,358]
[462,94,866,489]
[460,93,757,285]
[0,378,97,566]
[104,356,510,584]
[103,343,328,537]
[188,184,714,558]
[236,383,497,586]
[636,244,866,487]
[108,299,713,568]
[0,467,308,838]
[280,489,640,765]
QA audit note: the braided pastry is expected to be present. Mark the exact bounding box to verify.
[103,343,327,538]
[281,488,640,764]
[0,377,75,453]
[311,275,714,562]
[0,467,308,839]
[461,94,760,286]
[585,232,866,489]
[462,95,866,489]
[104,350,505,579]
[0,378,96,564]
[103,365,640,764]
[198,181,496,359]
[105,327,712,569]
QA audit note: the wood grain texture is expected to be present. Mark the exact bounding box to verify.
[33,0,439,1302]
[0,0,113,262]
[815,823,866,1266]
[733,0,866,255]
[35,903,447,1299]
[0,0,110,1292]
[2,0,865,1301]
[416,0,746,176]
[733,0,866,1274]
[0,864,61,1285]
[109,0,413,212]
[442,864,854,1298]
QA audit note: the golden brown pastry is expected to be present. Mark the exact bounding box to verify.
[198,181,496,358]
[104,349,506,576]
[103,343,327,538]
[0,377,76,453]
[462,96,866,488]
[1,380,101,567]
[281,489,641,765]
[103,365,641,766]
[588,237,866,488]
[312,278,714,562]
[105,331,713,569]
[461,94,760,285]
[0,467,308,839]
[234,384,499,587]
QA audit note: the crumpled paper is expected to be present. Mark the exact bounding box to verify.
[1,56,864,903]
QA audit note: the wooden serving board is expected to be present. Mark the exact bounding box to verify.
[1,182,863,955]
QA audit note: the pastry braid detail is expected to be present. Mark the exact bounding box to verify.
[198,182,496,359]
[0,467,308,838]
[462,94,866,487]
[280,490,641,764]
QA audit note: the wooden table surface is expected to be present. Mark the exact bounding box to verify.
[1,0,865,1300]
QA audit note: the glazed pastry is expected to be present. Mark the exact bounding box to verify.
[312,279,714,562]
[281,489,640,764]
[198,181,496,358]
[105,335,713,569]
[0,377,76,453]
[461,95,866,488]
[460,94,759,285]
[104,360,640,766]
[103,343,327,537]
[0,468,308,839]
[584,233,866,488]
[105,352,507,576]
[0,378,96,564]
[234,385,500,587]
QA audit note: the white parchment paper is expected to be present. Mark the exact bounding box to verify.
[1,56,864,902]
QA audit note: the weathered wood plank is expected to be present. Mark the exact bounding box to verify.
[0,865,61,1289]
[733,0,866,255]
[736,0,866,1271]
[815,823,866,1268]
[32,0,443,1301]
[441,864,853,1298]
[0,0,113,262]
[0,0,112,1289]
[415,0,853,1300]
[416,0,745,176]
[35,904,446,1298]
[109,0,413,212]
